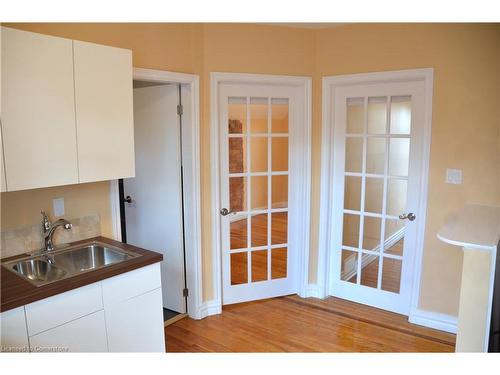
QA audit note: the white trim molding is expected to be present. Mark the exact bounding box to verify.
[318,69,435,316]
[195,299,223,320]
[109,180,122,242]
[110,67,203,320]
[409,308,458,334]
[210,72,312,311]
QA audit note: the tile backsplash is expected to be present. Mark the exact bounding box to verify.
[0,214,101,259]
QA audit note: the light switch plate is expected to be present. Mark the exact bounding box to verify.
[53,198,65,217]
[446,168,462,185]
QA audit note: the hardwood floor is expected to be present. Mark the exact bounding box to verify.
[165,295,455,352]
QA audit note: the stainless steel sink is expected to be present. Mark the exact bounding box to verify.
[13,259,67,283]
[2,241,139,287]
[53,244,134,273]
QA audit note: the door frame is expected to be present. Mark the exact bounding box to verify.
[110,67,203,319]
[210,72,312,310]
[317,68,434,318]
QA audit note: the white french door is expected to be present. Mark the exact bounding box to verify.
[219,83,303,305]
[330,80,426,315]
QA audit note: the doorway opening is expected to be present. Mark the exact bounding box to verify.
[110,68,202,321]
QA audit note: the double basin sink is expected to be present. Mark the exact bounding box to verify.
[2,242,139,287]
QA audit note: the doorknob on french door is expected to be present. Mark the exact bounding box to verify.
[123,195,132,204]
[220,208,236,216]
[399,212,416,221]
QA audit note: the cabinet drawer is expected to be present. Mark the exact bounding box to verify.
[29,310,108,352]
[25,282,102,336]
[102,262,161,307]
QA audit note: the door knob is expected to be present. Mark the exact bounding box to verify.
[220,208,236,216]
[399,212,416,221]
[123,195,132,204]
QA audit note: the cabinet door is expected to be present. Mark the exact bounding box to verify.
[1,27,78,191]
[105,288,165,352]
[0,307,29,352]
[29,310,108,352]
[73,40,135,183]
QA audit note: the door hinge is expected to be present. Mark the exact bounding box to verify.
[177,104,183,116]
[183,288,189,297]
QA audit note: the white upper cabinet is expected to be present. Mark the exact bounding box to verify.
[73,41,135,183]
[0,27,135,191]
[1,27,78,191]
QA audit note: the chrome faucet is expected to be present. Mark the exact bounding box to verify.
[41,211,72,252]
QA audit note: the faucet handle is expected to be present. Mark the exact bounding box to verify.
[41,210,51,230]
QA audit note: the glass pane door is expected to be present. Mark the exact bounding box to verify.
[340,95,412,294]
[224,95,292,301]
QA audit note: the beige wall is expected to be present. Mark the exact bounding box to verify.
[2,23,499,316]
[1,182,113,236]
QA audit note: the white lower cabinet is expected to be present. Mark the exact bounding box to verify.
[29,311,108,352]
[0,262,165,352]
[105,288,165,352]
[0,306,29,352]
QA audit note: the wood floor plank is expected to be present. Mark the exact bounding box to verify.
[165,295,455,352]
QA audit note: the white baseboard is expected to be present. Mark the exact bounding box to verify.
[193,299,222,320]
[300,284,327,299]
[409,308,458,334]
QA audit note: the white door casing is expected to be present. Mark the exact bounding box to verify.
[123,84,186,313]
[110,68,203,319]
[212,73,312,307]
[318,69,434,316]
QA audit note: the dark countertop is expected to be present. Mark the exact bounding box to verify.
[0,236,163,313]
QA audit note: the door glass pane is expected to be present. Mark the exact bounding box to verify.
[390,96,411,135]
[360,255,379,288]
[382,257,402,293]
[251,250,268,282]
[229,176,246,212]
[271,175,287,208]
[364,177,383,213]
[230,218,247,250]
[272,98,288,133]
[386,179,407,216]
[251,137,268,172]
[251,213,267,247]
[346,97,364,134]
[344,176,362,211]
[345,137,363,173]
[228,97,246,134]
[362,216,381,251]
[230,252,247,285]
[384,219,405,256]
[250,97,268,133]
[229,137,246,173]
[341,250,358,283]
[271,212,287,245]
[271,247,287,279]
[272,137,288,171]
[389,138,410,176]
[366,137,386,175]
[251,176,267,210]
[367,97,387,134]
[342,214,360,248]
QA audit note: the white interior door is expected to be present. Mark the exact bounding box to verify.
[329,81,426,315]
[219,83,304,305]
[123,84,186,314]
